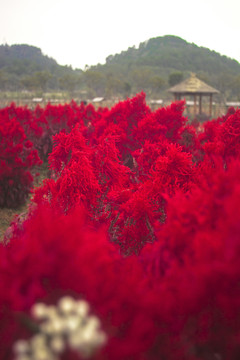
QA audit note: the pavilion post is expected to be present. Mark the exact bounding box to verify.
[193,94,197,118]
[199,94,202,114]
[209,94,213,118]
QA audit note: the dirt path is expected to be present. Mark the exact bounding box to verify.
[0,205,28,241]
[0,163,50,242]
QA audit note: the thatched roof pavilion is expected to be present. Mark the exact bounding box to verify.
[168,73,220,118]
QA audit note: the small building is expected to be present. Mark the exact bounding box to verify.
[226,101,240,108]
[168,73,220,118]
[92,97,105,103]
[32,97,43,103]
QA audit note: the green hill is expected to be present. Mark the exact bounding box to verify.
[0,44,82,93]
[0,44,57,69]
[90,35,240,100]
[1,37,240,100]
[106,35,240,73]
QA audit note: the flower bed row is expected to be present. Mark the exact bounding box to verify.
[1,94,240,359]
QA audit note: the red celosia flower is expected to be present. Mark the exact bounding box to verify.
[0,114,41,208]
[0,205,163,360]
[2,94,240,359]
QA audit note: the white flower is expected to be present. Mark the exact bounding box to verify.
[58,296,76,314]
[13,296,107,360]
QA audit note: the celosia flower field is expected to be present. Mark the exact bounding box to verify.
[1,93,240,359]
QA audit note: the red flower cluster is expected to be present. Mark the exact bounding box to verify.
[32,94,196,253]
[0,101,104,207]
[0,111,41,207]
[1,94,240,359]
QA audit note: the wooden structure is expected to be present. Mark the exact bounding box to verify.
[168,73,220,118]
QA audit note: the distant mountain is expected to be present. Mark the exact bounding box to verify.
[90,35,240,100]
[106,35,240,74]
[0,44,81,92]
[1,37,240,101]
[0,44,57,70]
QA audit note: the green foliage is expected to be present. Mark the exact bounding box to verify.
[59,73,82,96]
[0,70,8,90]
[1,37,240,100]
[0,44,80,92]
[168,72,183,86]
[21,71,52,91]
[230,75,240,100]
[101,35,240,99]
[84,70,106,96]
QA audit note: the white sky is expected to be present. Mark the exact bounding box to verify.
[0,0,240,70]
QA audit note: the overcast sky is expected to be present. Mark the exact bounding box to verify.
[1,0,240,69]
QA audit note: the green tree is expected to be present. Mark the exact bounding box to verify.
[34,71,52,91]
[21,75,37,91]
[105,76,124,97]
[216,73,234,100]
[168,72,183,86]
[21,71,52,92]
[130,68,153,90]
[59,74,80,97]
[230,75,240,100]
[0,70,8,90]
[149,76,166,94]
[84,70,106,96]
[123,82,132,98]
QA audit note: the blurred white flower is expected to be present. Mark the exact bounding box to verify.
[13,296,107,360]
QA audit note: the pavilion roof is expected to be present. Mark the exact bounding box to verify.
[168,73,220,94]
